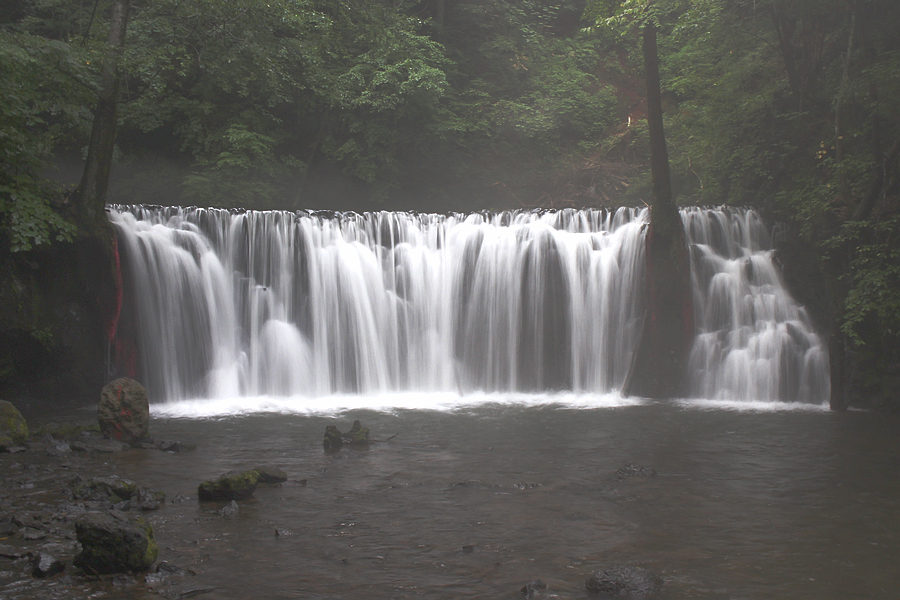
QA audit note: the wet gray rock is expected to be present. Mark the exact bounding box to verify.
[615,463,657,481]
[521,579,547,598]
[0,543,29,559]
[218,501,239,517]
[22,527,48,541]
[70,441,92,452]
[46,440,71,456]
[98,378,150,444]
[146,561,189,586]
[254,466,288,484]
[585,565,663,597]
[0,517,19,536]
[73,510,159,574]
[127,488,167,511]
[323,425,343,453]
[158,440,195,452]
[513,482,542,489]
[74,476,139,503]
[73,475,165,511]
[32,552,65,578]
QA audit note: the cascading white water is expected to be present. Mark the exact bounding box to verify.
[683,208,829,403]
[109,205,829,404]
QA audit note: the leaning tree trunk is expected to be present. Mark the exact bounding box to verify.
[75,0,130,228]
[622,23,694,400]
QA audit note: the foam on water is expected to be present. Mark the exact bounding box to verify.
[149,391,645,419]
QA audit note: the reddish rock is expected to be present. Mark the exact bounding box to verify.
[98,378,149,444]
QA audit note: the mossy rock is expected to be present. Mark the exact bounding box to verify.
[0,400,29,449]
[198,470,259,501]
[74,476,139,503]
[73,511,158,574]
[347,420,370,448]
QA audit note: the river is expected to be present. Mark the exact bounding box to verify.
[89,396,900,600]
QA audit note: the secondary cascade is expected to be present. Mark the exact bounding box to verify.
[108,205,829,403]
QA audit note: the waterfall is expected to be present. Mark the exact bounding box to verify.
[683,208,829,403]
[109,205,828,404]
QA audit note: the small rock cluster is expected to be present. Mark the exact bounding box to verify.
[323,420,370,453]
[519,565,663,598]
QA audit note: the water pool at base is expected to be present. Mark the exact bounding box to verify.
[96,399,899,600]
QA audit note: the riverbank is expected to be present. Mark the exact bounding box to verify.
[0,412,202,600]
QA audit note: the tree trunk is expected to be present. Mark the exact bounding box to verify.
[834,9,855,200]
[621,24,694,400]
[770,3,801,102]
[75,0,130,228]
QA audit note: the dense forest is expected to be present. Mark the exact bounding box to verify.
[2,0,899,409]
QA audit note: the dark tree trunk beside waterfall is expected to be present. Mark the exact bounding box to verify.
[0,0,132,409]
[74,0,130,227]
[621,23,694,399]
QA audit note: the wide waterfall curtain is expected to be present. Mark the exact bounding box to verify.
[109,206,828,404]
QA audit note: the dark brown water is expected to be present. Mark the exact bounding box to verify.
[102,402,899,599]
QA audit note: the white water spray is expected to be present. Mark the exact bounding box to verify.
[110,206,828,405]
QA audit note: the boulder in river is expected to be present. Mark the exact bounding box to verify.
[0,399,29,450]
[521,578,547,598]
[254,465,288,484]
[73,510,158,574]
[98,378,150,444]
[198,470,259,501]
[323,425,343,453]
[346,420,370,448]
[585,565,663,597]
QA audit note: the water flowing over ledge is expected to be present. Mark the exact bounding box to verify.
[109,205,829,409]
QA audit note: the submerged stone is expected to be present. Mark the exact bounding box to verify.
[615,463,657,481]
[0,399,29,450]
[521,579,547,598]
[219,500,239,517]
[585,565,663,597]
[254,465,288,484]
[198,470,259,501]
[98,378,150,444]
[74,510,158,574]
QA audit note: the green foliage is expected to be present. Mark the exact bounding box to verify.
[827,217,900,345]
[0,28,86,251]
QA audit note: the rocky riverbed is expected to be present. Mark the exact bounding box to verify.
[0,420,200,600]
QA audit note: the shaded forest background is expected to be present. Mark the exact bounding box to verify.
[2,0,899,409]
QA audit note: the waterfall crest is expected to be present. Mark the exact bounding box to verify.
[110,205,828,403]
